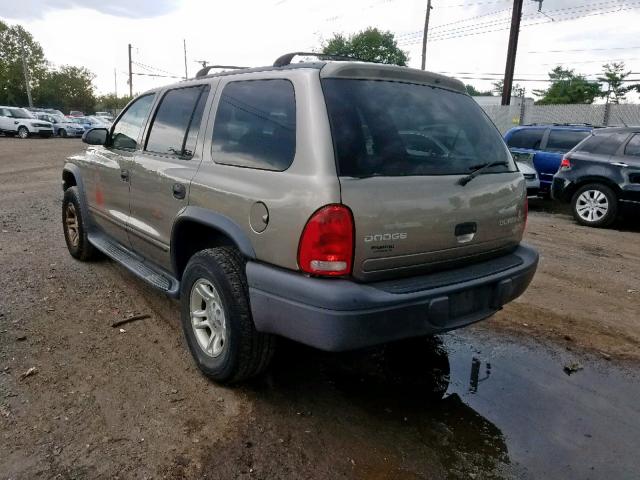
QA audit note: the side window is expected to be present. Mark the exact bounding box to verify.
[624,134,640,157]
[576,132,628,155]
[212,79,296,171]
[111,94,155,150]
[506,129,544,150]
[545,130,590,152]
[145,85,210,157]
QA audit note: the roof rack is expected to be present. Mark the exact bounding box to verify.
[273,51,366,67]
[195,65,248,78]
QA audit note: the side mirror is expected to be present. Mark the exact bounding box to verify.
[83,127,108,146]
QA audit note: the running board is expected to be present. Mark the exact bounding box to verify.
[88,232,180,298]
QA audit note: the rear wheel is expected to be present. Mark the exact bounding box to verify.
[17,126,29,139]
[571,183,618,228]
[180,247,275,384]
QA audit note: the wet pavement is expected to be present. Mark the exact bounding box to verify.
[222,329,640,479]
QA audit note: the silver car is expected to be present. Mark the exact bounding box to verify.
[60,54,538,383]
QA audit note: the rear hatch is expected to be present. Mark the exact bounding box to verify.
[321,67,526,282]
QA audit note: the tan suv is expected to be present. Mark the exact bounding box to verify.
[61,53,538,383]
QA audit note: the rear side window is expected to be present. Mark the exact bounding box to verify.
[212,79,296,171]
[111,94,155,150]
[146,85,210,158]
[624,134,640,157]
[323,79,513,177]
[545,130,590,152]
[576,132,629,155]
[506,129,544,150]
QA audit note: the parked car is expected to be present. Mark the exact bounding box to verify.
[69,110,85,117]
[0,106,53,138]
[71,116,110,132]
[504,124,593,196]
[552,127,640,227]
[34,113,85,137]
[94,111,114,121]
[61,54,538,383]
[511,150,540,197]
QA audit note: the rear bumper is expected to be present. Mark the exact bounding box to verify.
[247,244,539,351]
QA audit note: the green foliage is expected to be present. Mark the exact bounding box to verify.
[533,67,601,105]
[35,66,96,113]
[0,20,47,106]
[95,93,133,113]
[598,62,631,104]
[322,27,408,66]
[465,84,493,96]
[492,80,525,97]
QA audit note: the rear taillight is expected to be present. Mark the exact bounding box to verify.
[298,204,354,277]
[560,157,571,170]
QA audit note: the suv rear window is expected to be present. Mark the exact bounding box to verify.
[506,128,544,150]
[322,79,513,177]
[576,132,629,155]
[211,79,296,171]
[545,130,590,152]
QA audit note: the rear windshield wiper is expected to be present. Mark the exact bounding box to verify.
[458,161,509,186]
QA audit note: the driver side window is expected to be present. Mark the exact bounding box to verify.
[111,94,155,150]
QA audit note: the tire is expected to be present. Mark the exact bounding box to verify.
[180,247,275,384]
[17,126,29,139]
[62,187,98,261]
[571,183,618,228]
[59,129,67,138]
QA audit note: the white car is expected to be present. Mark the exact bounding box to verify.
[34,113,85,137]
[517,161,540,197]
[0,106,54,138]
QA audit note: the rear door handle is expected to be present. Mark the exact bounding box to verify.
[611,162,629,168]
[120,169,130,182]
[172,183,186,200]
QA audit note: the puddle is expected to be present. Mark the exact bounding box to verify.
[245,330,640,479]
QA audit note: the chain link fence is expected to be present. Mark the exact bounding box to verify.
[480,102,640,133]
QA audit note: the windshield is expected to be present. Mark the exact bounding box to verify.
[9,108,35,119]
[322,79,514,177]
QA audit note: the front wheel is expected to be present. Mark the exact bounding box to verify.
[180,247,275,384]
[62,187,99,260]
[571,183,618,228]
[59,128,67,138]
[17,126,29,139]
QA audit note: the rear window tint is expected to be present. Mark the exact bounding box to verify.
[576,132,629,155]
[624,134,640,157]
[545,130,590,152]
[211,79,296,171]
[323,79,513,177]
[506,129,544,150]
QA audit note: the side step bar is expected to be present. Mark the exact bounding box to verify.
[88,232,180,298]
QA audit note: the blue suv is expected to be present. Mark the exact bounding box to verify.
[504,125,593,196]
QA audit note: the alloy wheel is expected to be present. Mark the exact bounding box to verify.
[64,203,80,247]
[189,278,227,358]
[575,189,609,223]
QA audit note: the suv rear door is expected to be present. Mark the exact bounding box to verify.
[127,83,212,270]
[322,77,526,282]
[536,128,590,191]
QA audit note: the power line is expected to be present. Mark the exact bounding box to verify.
[528,45,640,54]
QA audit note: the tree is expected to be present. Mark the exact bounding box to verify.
[322,28,408,66]
[35,66,96,113]
[0,21,47,106]
[492,80,525,98]
[95,93,133,113]
[533,66,601,105]
[465,84,493,96]
[598,62,631,104]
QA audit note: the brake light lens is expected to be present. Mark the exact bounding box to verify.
[298,204,354,276]
[560,157,571,170]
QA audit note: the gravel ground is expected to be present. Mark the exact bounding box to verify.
[1,138,638,479]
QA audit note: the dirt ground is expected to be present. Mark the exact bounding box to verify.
[1,138,639,479]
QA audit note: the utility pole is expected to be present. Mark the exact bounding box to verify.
[420,0,433,71]
[183,39,188,80]
[128,43,133,98]
[21,46,33,108]
[501,0,524,105]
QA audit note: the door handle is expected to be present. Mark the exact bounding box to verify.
[120,169,130,182]
[611,162,629,168]
[172,183,186,200]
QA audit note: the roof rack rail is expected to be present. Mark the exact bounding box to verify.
[273,51,366,67]
[195,65,248,78]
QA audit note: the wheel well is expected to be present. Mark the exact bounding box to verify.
[62,170,77,191]
[172,221,239,280]
[571,177,621,200]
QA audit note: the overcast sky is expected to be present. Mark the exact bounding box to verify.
[1,0,638,100]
